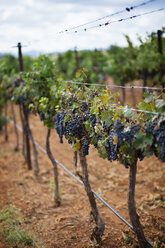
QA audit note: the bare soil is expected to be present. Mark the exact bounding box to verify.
[0,103,165,248]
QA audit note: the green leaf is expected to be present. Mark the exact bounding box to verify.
[85,120,91,132]
[155,99,165,109]
[101,110,113,126]
[123,108,133,118]
[134,132,153,149]
[144,92,153,103]
[28,103,34,109]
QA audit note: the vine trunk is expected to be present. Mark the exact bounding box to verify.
[46,128,61,207]
[128,159,150,248]
[79,147,105,244]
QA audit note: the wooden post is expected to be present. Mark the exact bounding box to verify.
[157,30,162,55]
[18,42,24,72]
[17,43,32,170]
[157,30,164,91]
[74,46,79,72]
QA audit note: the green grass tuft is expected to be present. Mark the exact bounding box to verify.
[0,206,34,246]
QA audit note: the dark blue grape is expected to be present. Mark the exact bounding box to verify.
[39,112,45,121]
[53,112,65,143]
[154,121,165,162]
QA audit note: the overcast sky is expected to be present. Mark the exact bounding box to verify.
[0,0,164,56]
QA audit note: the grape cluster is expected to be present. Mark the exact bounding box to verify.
[103,121,112,134]
[18,94,24,105]
[53,112,65,143]
[39,112,45,121]
[93,134,102,149]
[105,134,118,162]
[53,102,94,154]
[154,121,165,162]
[89,114,97,127]
[36,106,45,121]
[14,81,20,88]
[137,149,144,161]
[112,120,141,166]
[143,121,165,162]
[114,120,140,148]
[80,101,88,112]
[65,115,83,138]
[144,123,155,134]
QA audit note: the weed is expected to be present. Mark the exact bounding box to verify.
[49,178,63,197]
[0,206,34,246]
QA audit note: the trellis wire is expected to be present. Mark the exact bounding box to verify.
[14,1,161,46]
[59,0,157,33]
[64,8,165,34]
[64,81,165,116]
[64,80,163,90]
[11,79,163,116]
[7,117,154,247]
[19,77,164,91]
[105,105,165,116]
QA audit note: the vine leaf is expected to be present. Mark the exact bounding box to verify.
[133,132,153,150]
[73,141,80,151]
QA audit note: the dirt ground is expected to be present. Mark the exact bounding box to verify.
[0,101,165,248]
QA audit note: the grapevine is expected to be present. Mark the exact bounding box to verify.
[1,55,165,247]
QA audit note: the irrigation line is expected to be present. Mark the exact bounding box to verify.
[64,80,163,90]
[7,117,154,247]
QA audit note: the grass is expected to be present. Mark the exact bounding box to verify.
[0,206,34,247]
[49,178,63,197]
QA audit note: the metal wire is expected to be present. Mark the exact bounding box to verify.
[7,117,154,247]
[69,8,165,34]
[15,1,161,46]
[64,80,164,91]
[59,0,157,33]
[106,105,165,116]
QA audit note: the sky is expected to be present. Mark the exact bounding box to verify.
[0,0,164,56]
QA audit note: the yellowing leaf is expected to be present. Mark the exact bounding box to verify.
[83,67,88,72]
[100,93,109,104]
[55,105,59,111]
[113,136,117,145]
[73,141,80,151]
[75,70,82,78]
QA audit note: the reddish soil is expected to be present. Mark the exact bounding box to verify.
[0,104,165,248]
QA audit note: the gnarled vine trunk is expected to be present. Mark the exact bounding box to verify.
[26,120,39,177]
[128,159,150,248]
[19,104,26,160]
[11,102,19,151]
[73,151,78,171]
[4,102,8,141]
[19,102,39,176]
[46,128,60,207]
[79,147,105,244]
[22,105,32,170]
